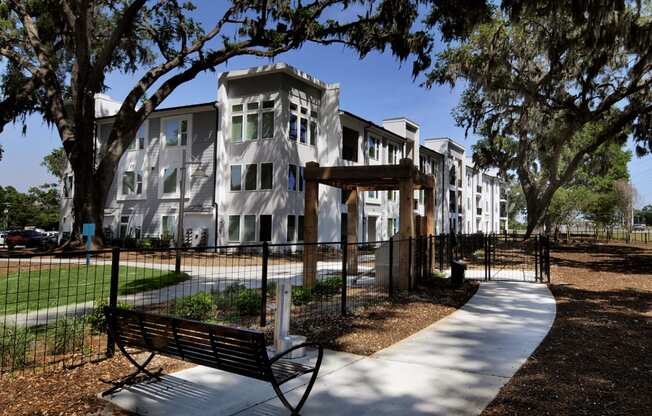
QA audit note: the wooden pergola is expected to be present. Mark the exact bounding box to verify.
[303,158,436,291]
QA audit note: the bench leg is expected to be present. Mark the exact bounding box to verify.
[101,349,162,396]
[271,348,324,415]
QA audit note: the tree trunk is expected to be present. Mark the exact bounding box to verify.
[70,171,108,248]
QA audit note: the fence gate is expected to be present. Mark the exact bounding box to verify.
[483,234,550,282]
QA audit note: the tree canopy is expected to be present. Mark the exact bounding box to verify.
[426,0,652,235]
[0,0,431,245]
[0,184,59,230]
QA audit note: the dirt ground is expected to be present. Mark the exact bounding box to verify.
[482,242,652,416]
[0,279,476,416]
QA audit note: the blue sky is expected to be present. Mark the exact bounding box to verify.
[0,2,650,206]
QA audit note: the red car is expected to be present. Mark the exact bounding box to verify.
[5,230,49,249]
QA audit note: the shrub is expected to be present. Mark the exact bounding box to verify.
[86,298,132,334]
[472,249,484,259]
[314,276,342,298]
[175,292,214,321]
[292,287,312,306]
[235,289,262,316]
[0,326,35,369]
[49,318,86,355]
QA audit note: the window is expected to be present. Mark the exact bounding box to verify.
[246,113,258,141]
[289,114,298,141]
[342,127,358,162]
[368,190,378,200]
[262,111,274,139]
[122,171,143,196]
[231,115,243,142]
[260,163,273,190]
[388,190,395,201]
[287,215,296,241]
[119,216,129,239]
[388,218,397,237]
[388,143,396,164]
[162,215,176,239]
[368,136,380,160]
[164,119,188,146]
[297,216,304,241]
[288,164,297,191]
[298,166,304,192]
[244,215,256,241]
[228,215,240,241]
[259,215,272,242]
[245,164,257,191]
[163,168,177,194]
[63,174,73,198]
[300,118,308,144]
[128,126,146,151]
[230,165,242,191]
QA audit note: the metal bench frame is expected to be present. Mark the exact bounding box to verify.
[102,307,323,415]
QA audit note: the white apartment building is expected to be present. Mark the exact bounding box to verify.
[59,63,508,246]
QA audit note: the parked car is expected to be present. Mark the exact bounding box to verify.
[5,229,50,249]
[0,231,5,247]
[632,224,646,231]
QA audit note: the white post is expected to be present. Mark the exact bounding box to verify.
[274,278,292,352]
[175,149,187,274]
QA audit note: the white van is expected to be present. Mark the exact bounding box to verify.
[0,231,5,247]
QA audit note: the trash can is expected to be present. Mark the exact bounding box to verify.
[451,259,466,288]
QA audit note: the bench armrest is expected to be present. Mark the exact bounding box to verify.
[269,342,323,364]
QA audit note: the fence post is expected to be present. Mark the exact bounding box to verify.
[429,234,434,278]
[408,236,413,291]
[107,247,120,358]
[341,240,348,316]
[438,234,444,271]
[534,236,540,282]
[484,235,488,281]
[388,237,394,297]
[545,235,551,283]
[260,241,269,327]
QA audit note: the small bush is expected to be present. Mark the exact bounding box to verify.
[292,287,312,306]
[0,326,35,369]
[314,276,342,298]
[175,292,214,321]
[472,249,484,259]
[86,298,132,334]
[49,318,86,355]
[235,289,262,316]
[224,283,247,295]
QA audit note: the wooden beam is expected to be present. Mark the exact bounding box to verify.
[425,187,435,237]
[303,162,320,289]
[346,187,358,275]
[398,159,415,291]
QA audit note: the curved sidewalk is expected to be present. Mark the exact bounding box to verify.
[105,281,556,416]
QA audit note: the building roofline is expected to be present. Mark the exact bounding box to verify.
[219,63,337,90]
[424,137,466,153]
[383,116,420,129]
[419,144,444,158]
[340,110,407,143]
[95,101,217,121]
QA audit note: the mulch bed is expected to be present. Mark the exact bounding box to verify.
[482,242,652,416]
[0,278,477,415]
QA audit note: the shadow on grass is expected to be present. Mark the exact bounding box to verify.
[551,243,652,275]
[118,272,192,295]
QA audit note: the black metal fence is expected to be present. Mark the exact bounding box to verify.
[0,233,549,375]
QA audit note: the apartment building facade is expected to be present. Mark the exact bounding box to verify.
[59,64,508,246]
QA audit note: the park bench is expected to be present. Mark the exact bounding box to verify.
[102,307,323,415]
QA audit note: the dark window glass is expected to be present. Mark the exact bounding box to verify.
[259,215,272,242]
[230,165,241,191]
[288,164,297,191]
[245,164,257,191]
[260,163,273,190]
[289,114,297,141]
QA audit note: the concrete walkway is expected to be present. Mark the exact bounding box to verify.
[104,281,556,415]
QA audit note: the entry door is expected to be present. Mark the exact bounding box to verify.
[368,216,377,242]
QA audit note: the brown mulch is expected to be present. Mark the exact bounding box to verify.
[482,242,652,416]
[0,279,477,415]
[0,354,191,416]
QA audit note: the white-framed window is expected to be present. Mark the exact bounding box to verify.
[243,215,256,241]
[121,170,144,196]
[244,163,258,191]
[297,215,304,241]
[387,217,397,237]
[288,164,298,191]
[368,190,378,201]
[163,168,177,194]
[388,190,396,201]
[232,99,276,142]
[128,125,146,151]
[259,215,272,242]
[287,215,296,242]
[260,162,273,190]
[63,174,74,198]
[228,215,240,242]
[288,100,318,145]
[368,136,380,160]
[163,117,189,147]
[161,215,176,239]
[230,165,242,191]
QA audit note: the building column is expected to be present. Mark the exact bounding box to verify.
[345,187,358,275]
[398,159,415,291]
[303,162,320,289]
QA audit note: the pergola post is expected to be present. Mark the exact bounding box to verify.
[346,187,359,275]
[398,159,415,291]
[303,162,320,289]
[425,187,435,237]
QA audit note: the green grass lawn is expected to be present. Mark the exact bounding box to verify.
[0,266,191,315]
